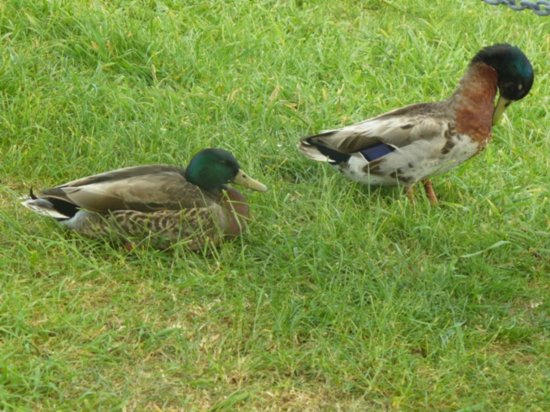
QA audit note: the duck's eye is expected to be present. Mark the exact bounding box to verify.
[518,84,523,91]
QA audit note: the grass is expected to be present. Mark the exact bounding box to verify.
[1,0,549,409]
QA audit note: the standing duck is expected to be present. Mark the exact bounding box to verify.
[299,44,534,204]
[22,148,267,249]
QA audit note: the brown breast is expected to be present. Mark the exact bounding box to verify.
[221,188,250,238]
[454,62,498,149]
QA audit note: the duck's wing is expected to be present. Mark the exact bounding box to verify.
[299,102,453,163]
[39,165,214,213]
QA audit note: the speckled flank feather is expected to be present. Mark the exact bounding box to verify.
[70,206,228,250]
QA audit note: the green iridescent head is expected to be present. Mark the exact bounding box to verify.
[472,43,534,101]
[472,44,534,124]
[185,148,267,192]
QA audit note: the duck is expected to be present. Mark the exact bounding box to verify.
[21,148,268,250]
[299,44,534,204]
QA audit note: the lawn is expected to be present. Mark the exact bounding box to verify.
[0,0,549,410]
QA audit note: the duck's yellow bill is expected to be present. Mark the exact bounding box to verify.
[493,96,512,125]
[233,170,268,192]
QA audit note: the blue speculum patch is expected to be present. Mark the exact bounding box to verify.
[359,143,395,161]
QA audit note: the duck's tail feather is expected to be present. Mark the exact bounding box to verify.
[298,131,351,164]
[21,189,74,220]
[21,198,70,220]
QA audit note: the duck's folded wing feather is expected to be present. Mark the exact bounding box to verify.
[41,166,212,213]
[57,165,185,188]
[302,101,452,155]
[309,115,449,154]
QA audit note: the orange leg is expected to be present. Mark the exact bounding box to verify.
[423,180,438,205]
[124,241,135,252]
[405,184,415,202]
